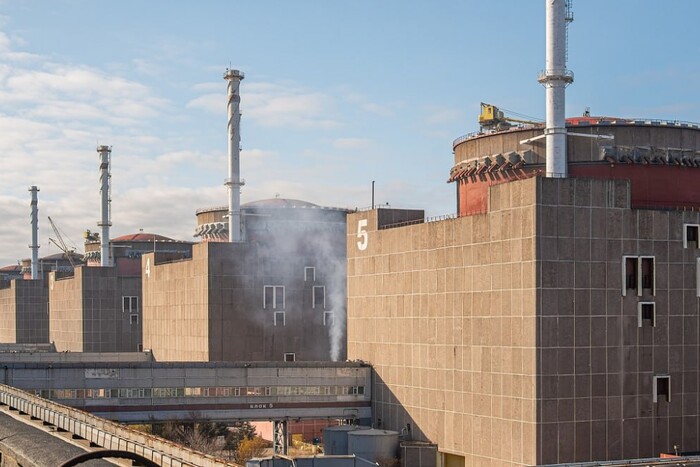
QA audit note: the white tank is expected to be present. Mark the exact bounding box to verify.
[347,428,399,462]
[323,425,370,455]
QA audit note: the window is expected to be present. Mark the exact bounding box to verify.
[653,375,671,403]
[284,353,296,362]
[622,256,655,296]
[323,311,334,327]
[640,256,655,295]
[638,302,656,327]
[274,311,285,327]
[263,285,285,309]
[622,256,638,296]
[122,296,138,313]
[305,266,315,282]
[684,224,700,249]
[313,285,326,309]
[137,343,143,352]
[130,314,139,325]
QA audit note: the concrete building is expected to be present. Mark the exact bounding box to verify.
[0,253,83,345]
[347,118,700,466]
[142,198,348,362]
[49,233,191,352]
[0,276,48,344]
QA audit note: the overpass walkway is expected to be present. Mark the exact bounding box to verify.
[0,361,371,424]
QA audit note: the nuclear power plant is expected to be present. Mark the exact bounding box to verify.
[0,1,699,466]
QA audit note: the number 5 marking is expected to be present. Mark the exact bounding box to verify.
[357,219,368,251]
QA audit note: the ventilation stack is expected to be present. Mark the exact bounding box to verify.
[223,68,245,242]
[97,145,112,267]
[28,186,40,280]
[539,0,574,178]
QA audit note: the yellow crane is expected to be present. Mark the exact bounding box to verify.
[478,102,542,132]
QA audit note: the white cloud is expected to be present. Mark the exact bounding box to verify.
[422,105,463,126]
[0,36,187,265]
[332,137,373,150]
[0,64,170,127]
[0,32,10,52]
[342,92,396,117]
[187,81,341,129]
[112,185,225,240]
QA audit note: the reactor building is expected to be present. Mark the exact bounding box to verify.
[142,198,348,362]
[346,1,700,465]
[140,68,350,363]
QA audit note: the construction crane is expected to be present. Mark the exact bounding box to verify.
[478,102,542,132]
[48,216,77,269]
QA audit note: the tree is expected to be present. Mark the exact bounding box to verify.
[235,436,270,463]
[149,416,258,460]
[225,421,256,451]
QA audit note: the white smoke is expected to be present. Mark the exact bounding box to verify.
[325,257,346,362]
[244,203,347,361]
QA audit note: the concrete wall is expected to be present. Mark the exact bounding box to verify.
[347,177,539,466]
[536,177,700,463]
[142,244,212,361]
[0,280,49,344]
[0,283,18,343]
[347,175,700,465]
[49,270,84,351]
[49,267,141,352]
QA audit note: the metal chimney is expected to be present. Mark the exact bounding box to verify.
[223,68,245,243]
[538,0,574,178]
[28,186,40,280]
[96,145,112,266]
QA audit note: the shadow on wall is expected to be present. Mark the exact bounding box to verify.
[371,370,424,442]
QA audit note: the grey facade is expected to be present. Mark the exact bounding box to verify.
[143,199,348,363]
[347,176,700,466]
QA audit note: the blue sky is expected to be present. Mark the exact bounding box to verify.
[0,1,698,266]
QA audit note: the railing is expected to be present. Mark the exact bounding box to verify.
[379,213,457,230]
[355,203,392,212]
[0,383,239,467]
[452,124,542,148]
[537,68,575,83]
[569,117,700,128]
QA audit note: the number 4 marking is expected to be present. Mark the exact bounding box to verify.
[357,219,368,251]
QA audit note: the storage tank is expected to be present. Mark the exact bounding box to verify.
[347,428,399,462]
[323,424,370,455]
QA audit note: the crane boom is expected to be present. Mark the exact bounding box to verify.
[48,216,76,268]
[478,102,541,131]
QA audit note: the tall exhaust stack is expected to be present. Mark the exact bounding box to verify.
[97,145,112,266]
[223,68,245,243]
[28,186,40,280]
[539,0,574,178]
